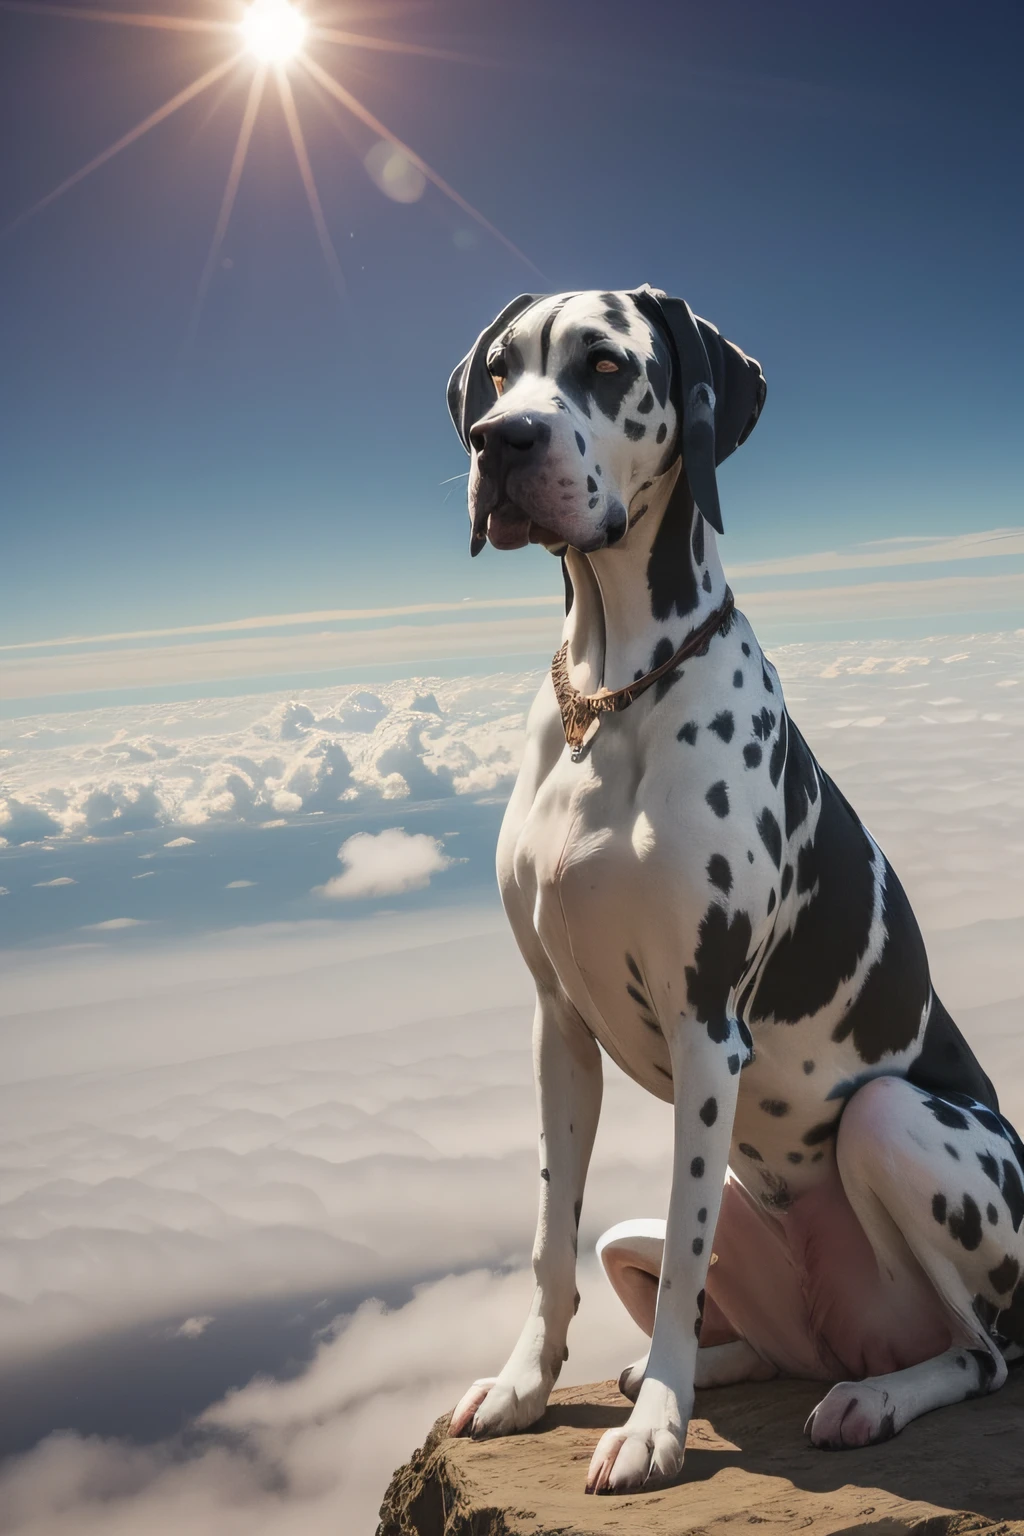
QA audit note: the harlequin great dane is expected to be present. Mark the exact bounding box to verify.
[443,286,1024,1494]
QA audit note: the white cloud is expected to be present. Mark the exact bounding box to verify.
[0,887,9,896]
[82,918,148,931]
[32,877,76,888]
[164,837,196,848]
[317,828,451,900]
[174,1316,213,1339]
[224,881,255,889]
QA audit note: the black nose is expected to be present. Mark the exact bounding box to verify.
[470,413,551,460]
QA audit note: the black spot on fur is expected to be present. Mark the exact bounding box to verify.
[804,1116,842,1146]
[757,809,782,868]
[803,1060,815,1074]
[685,904,752,1044]
[707,854,732,894]
[709,710,734,743]
[743,742,762,769]
[678,721,698,745]
[692,1237,704,1255]
[766,889,776,915]
[787,1151,803,1164]
[702,568,712,592]
[989,1255,1020,1294]
[782,718,819,838]
[739,1143,762,1161]
[780,864,793,900]
[645,348,669,409]
[922,1097,970,1131]
[626,953,643,985]
[978,1150,1000,1185]
[796,844,817,896]
[650,634,683,702]
[932,1193,947,1224]
[948,1194,983,1251]
[750,775,877,1028]
[624,418,645,441]
[691,516,705,565]
[751,708,776,742]
[706,781,730,818]
[733,669,744,689]
[945,1142,960,1160]
[988,1203,1000,1225]
[656,421,667,443]
[636,389,654,415]
[700,1097,718,1126]
[760,1099,789,1117]
[587,475,597,493]
[908,993,999,1109]
[541,1168,550,1181]
[1002,1159,1024,1231]
[769,712,787,787]
[762,664,774,693]
[727,1053,740,1074]
[575,431,586,454]
[697,1207,707,1223]
[741,643,751,656]
[691,1156,704,1177]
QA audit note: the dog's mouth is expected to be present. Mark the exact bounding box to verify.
[471,502,563,556]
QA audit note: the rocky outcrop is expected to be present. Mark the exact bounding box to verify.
[378,1375,1024,1535]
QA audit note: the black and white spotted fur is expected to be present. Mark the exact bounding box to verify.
[444,288,1024,1493]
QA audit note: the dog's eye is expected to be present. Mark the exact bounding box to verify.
[487,353,507,395]
[591,354,620,374]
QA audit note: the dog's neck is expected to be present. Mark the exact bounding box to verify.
[562,458,728,695]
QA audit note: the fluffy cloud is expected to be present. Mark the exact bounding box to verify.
[0,674,535,840]
[317,828,452,900]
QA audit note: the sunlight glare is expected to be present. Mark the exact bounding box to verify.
[241,0,306,64]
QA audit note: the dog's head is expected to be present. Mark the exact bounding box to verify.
[447,286,766,556]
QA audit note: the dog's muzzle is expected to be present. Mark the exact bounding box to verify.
[469,412,557,554]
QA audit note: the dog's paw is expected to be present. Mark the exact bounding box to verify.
[805,1381,897,1449]
[449,1371,550,1439]
[585,1423,684,1494]
[617,1353,648,1403]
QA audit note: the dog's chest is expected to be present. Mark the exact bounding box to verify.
[504,720,718,1093]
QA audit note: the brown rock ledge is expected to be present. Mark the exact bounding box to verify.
[377,1373,1024,1536]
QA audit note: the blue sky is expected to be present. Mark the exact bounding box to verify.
[2,0,1023,663]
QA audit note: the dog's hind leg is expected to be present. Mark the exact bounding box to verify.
[804,1075,1024,1449]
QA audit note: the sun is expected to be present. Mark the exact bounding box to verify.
[240,0,307,65]
[2,0,537,343]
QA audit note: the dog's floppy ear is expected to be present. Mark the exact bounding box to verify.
[629,285,766,534]
[446,294,539,451]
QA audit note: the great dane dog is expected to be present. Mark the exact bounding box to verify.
[443,286,1024,1494]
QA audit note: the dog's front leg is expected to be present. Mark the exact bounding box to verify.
[587,1018,740,1493]
[450,986,603,1439]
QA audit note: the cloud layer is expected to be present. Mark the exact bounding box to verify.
[1,630,1024,1531]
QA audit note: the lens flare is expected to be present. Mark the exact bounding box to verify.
[240,0,306,64]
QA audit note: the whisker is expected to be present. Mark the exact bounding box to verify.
[2,55,240,239]
[439,473,471,484]
[297,55,543,277]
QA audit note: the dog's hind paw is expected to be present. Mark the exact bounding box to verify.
[805,1382,897,1449]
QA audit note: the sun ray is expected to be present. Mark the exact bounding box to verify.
[2,55,241,239]
[0,1,235,34]
[275,66,346,297]
[184,65,267,352]
[298,55,541,275]
[309,26,481,66]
